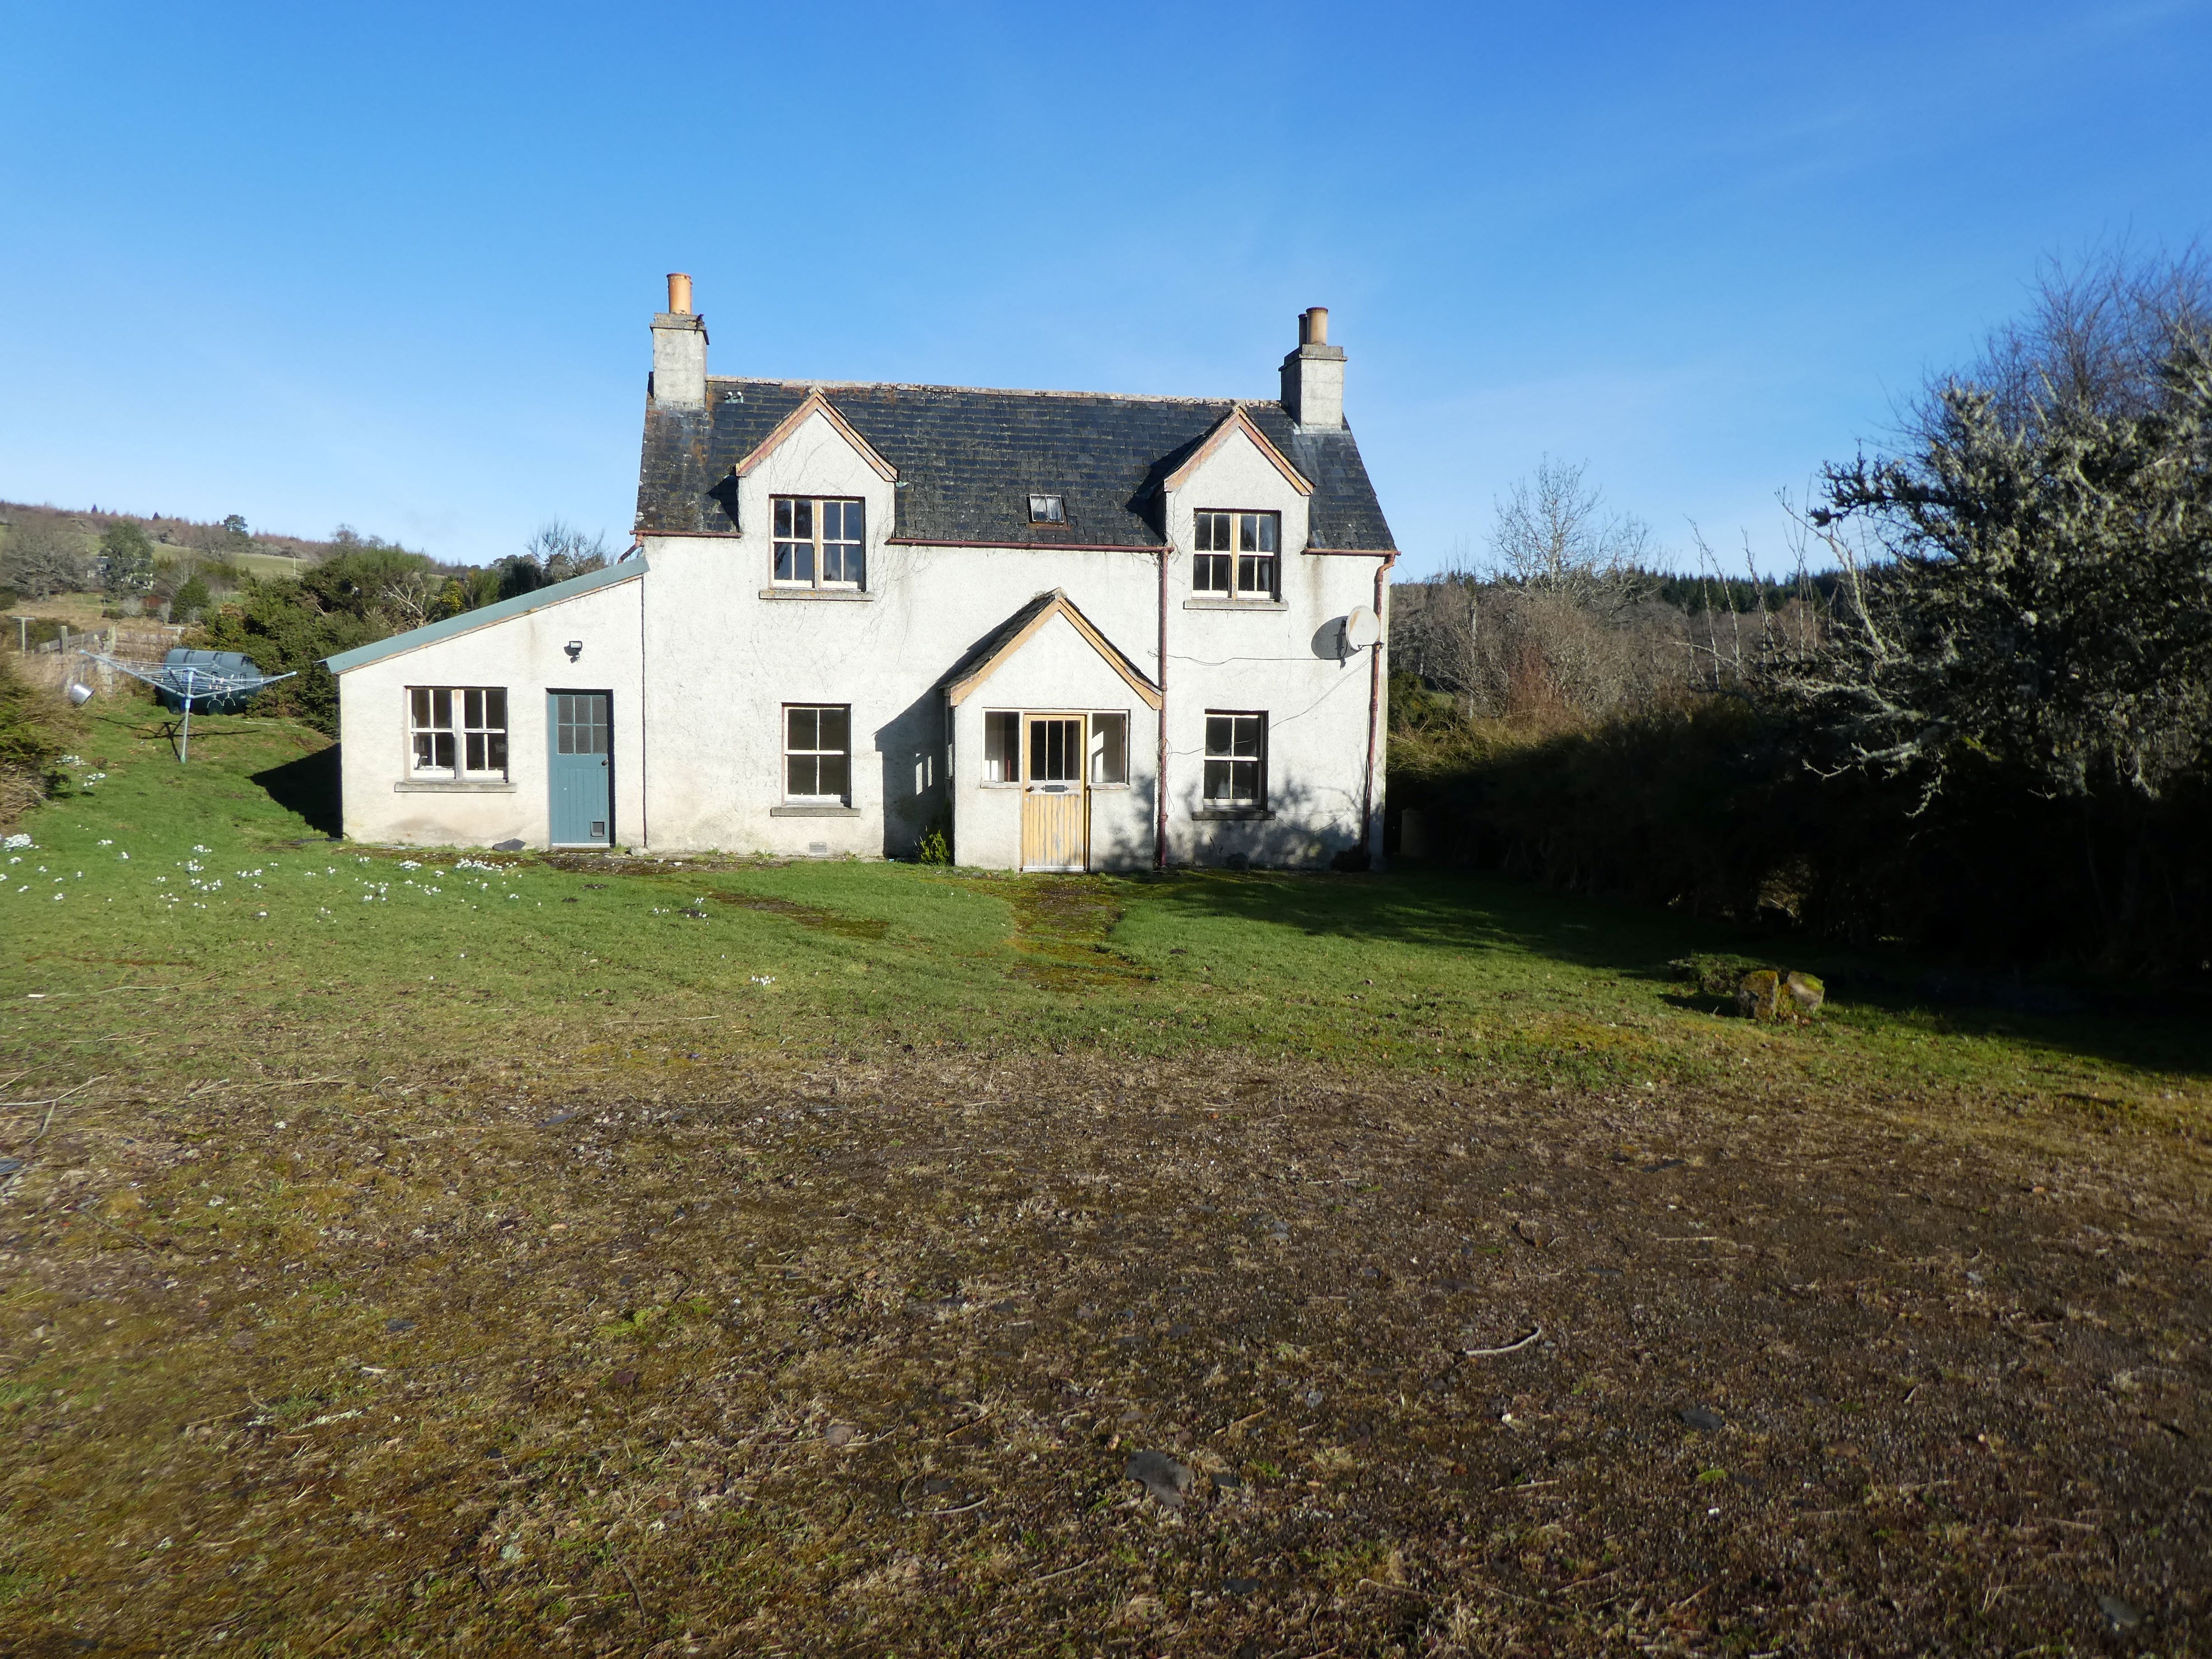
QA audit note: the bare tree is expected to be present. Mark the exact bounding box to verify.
[1487,455,1654,609]
[525,521,610,583]
[1,524,90,599]
[1916,242,2212,440]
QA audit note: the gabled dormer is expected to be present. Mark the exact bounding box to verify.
[1158,405,1314,605]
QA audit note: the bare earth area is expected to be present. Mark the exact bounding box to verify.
[5,1053,2206,1657]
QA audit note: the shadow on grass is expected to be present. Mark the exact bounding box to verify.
[1133,867,1708,975]
[251,744,342,839]
[1135,867,2212,1081]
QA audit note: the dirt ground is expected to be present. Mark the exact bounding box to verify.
[3,1049,2207,1657]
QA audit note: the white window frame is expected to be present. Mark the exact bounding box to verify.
[1191,510,1280,599]
[1202,710,1267,807]
[783,704,852,803]
[982,710,1022,786]
[408,686,509,780]
[1090,711,1129,787]
[1028,493,1066,524]
[772,497,866,590]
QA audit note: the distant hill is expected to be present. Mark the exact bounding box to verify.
[0,500,450,623]
[0,499,391,572]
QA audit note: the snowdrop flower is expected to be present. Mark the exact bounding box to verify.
[192,844,210,853]
[98,839,113,847]
[2,834,32,850]
[119,852,129,861]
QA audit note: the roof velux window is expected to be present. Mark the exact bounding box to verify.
[1028,493,1066,525]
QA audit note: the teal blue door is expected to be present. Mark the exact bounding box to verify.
[548,692,613,845]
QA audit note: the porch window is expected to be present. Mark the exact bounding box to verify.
[783,704,851,801]
[1203,711,1266,806]
[1090,711,1129,786]
[773,497,866,588]
[1192,511,1279,598]
[409,687,508,779]
[983,711,1021,783]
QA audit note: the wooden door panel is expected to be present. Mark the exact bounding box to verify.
[1022,714,1089,871]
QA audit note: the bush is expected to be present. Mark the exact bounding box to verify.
[0,654,76,828]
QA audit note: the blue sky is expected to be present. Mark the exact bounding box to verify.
[3,1,2206,578]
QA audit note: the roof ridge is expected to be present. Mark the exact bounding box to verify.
[705,375,1278,408]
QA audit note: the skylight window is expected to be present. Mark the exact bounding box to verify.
[1028,494,1066,525]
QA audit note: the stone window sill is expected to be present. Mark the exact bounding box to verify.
[1194,806,1273,821]
[395,778,517,794]
[771,804,861,817]
[1183,597,1287,611]
[759,587,875,602]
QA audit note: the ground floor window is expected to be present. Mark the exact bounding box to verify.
[1203,710,1266,806]
[784,704,851,801]
[1090,711,1128,785]
[410,687,508,778]
[984,711,1021,782]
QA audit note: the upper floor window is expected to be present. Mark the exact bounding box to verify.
[1028,493,1066,524]
[410,687,508,779]
[1192,511,1279,598]
[773,497,865,588]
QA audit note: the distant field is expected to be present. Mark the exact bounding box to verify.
[2,698,2207,1654]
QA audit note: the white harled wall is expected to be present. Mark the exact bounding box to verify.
[337,403,1388,867]
[335,576,645,849]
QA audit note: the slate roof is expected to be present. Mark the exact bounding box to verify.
[636,379,1395,552]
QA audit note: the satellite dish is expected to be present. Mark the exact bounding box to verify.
[1342,606,1382,650]
[66,681,95,707]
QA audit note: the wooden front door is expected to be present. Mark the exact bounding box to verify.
[1021,715,1087,871]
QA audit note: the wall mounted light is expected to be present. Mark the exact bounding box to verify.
[564,640,583,662]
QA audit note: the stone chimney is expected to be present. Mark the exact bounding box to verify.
[651,272,708,409]
[1279,306,1345,430]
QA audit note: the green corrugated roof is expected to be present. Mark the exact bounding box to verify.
[323,558,647,675]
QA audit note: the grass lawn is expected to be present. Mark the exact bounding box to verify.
[3,696,2208,1656]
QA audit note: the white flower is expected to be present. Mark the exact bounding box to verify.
[98,839,113,847]
[2,834,31,850]
[119,852,129,861]
[192,844,210,853]
[59,755,83,767]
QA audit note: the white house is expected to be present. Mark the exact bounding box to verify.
[327,278,1398,871]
